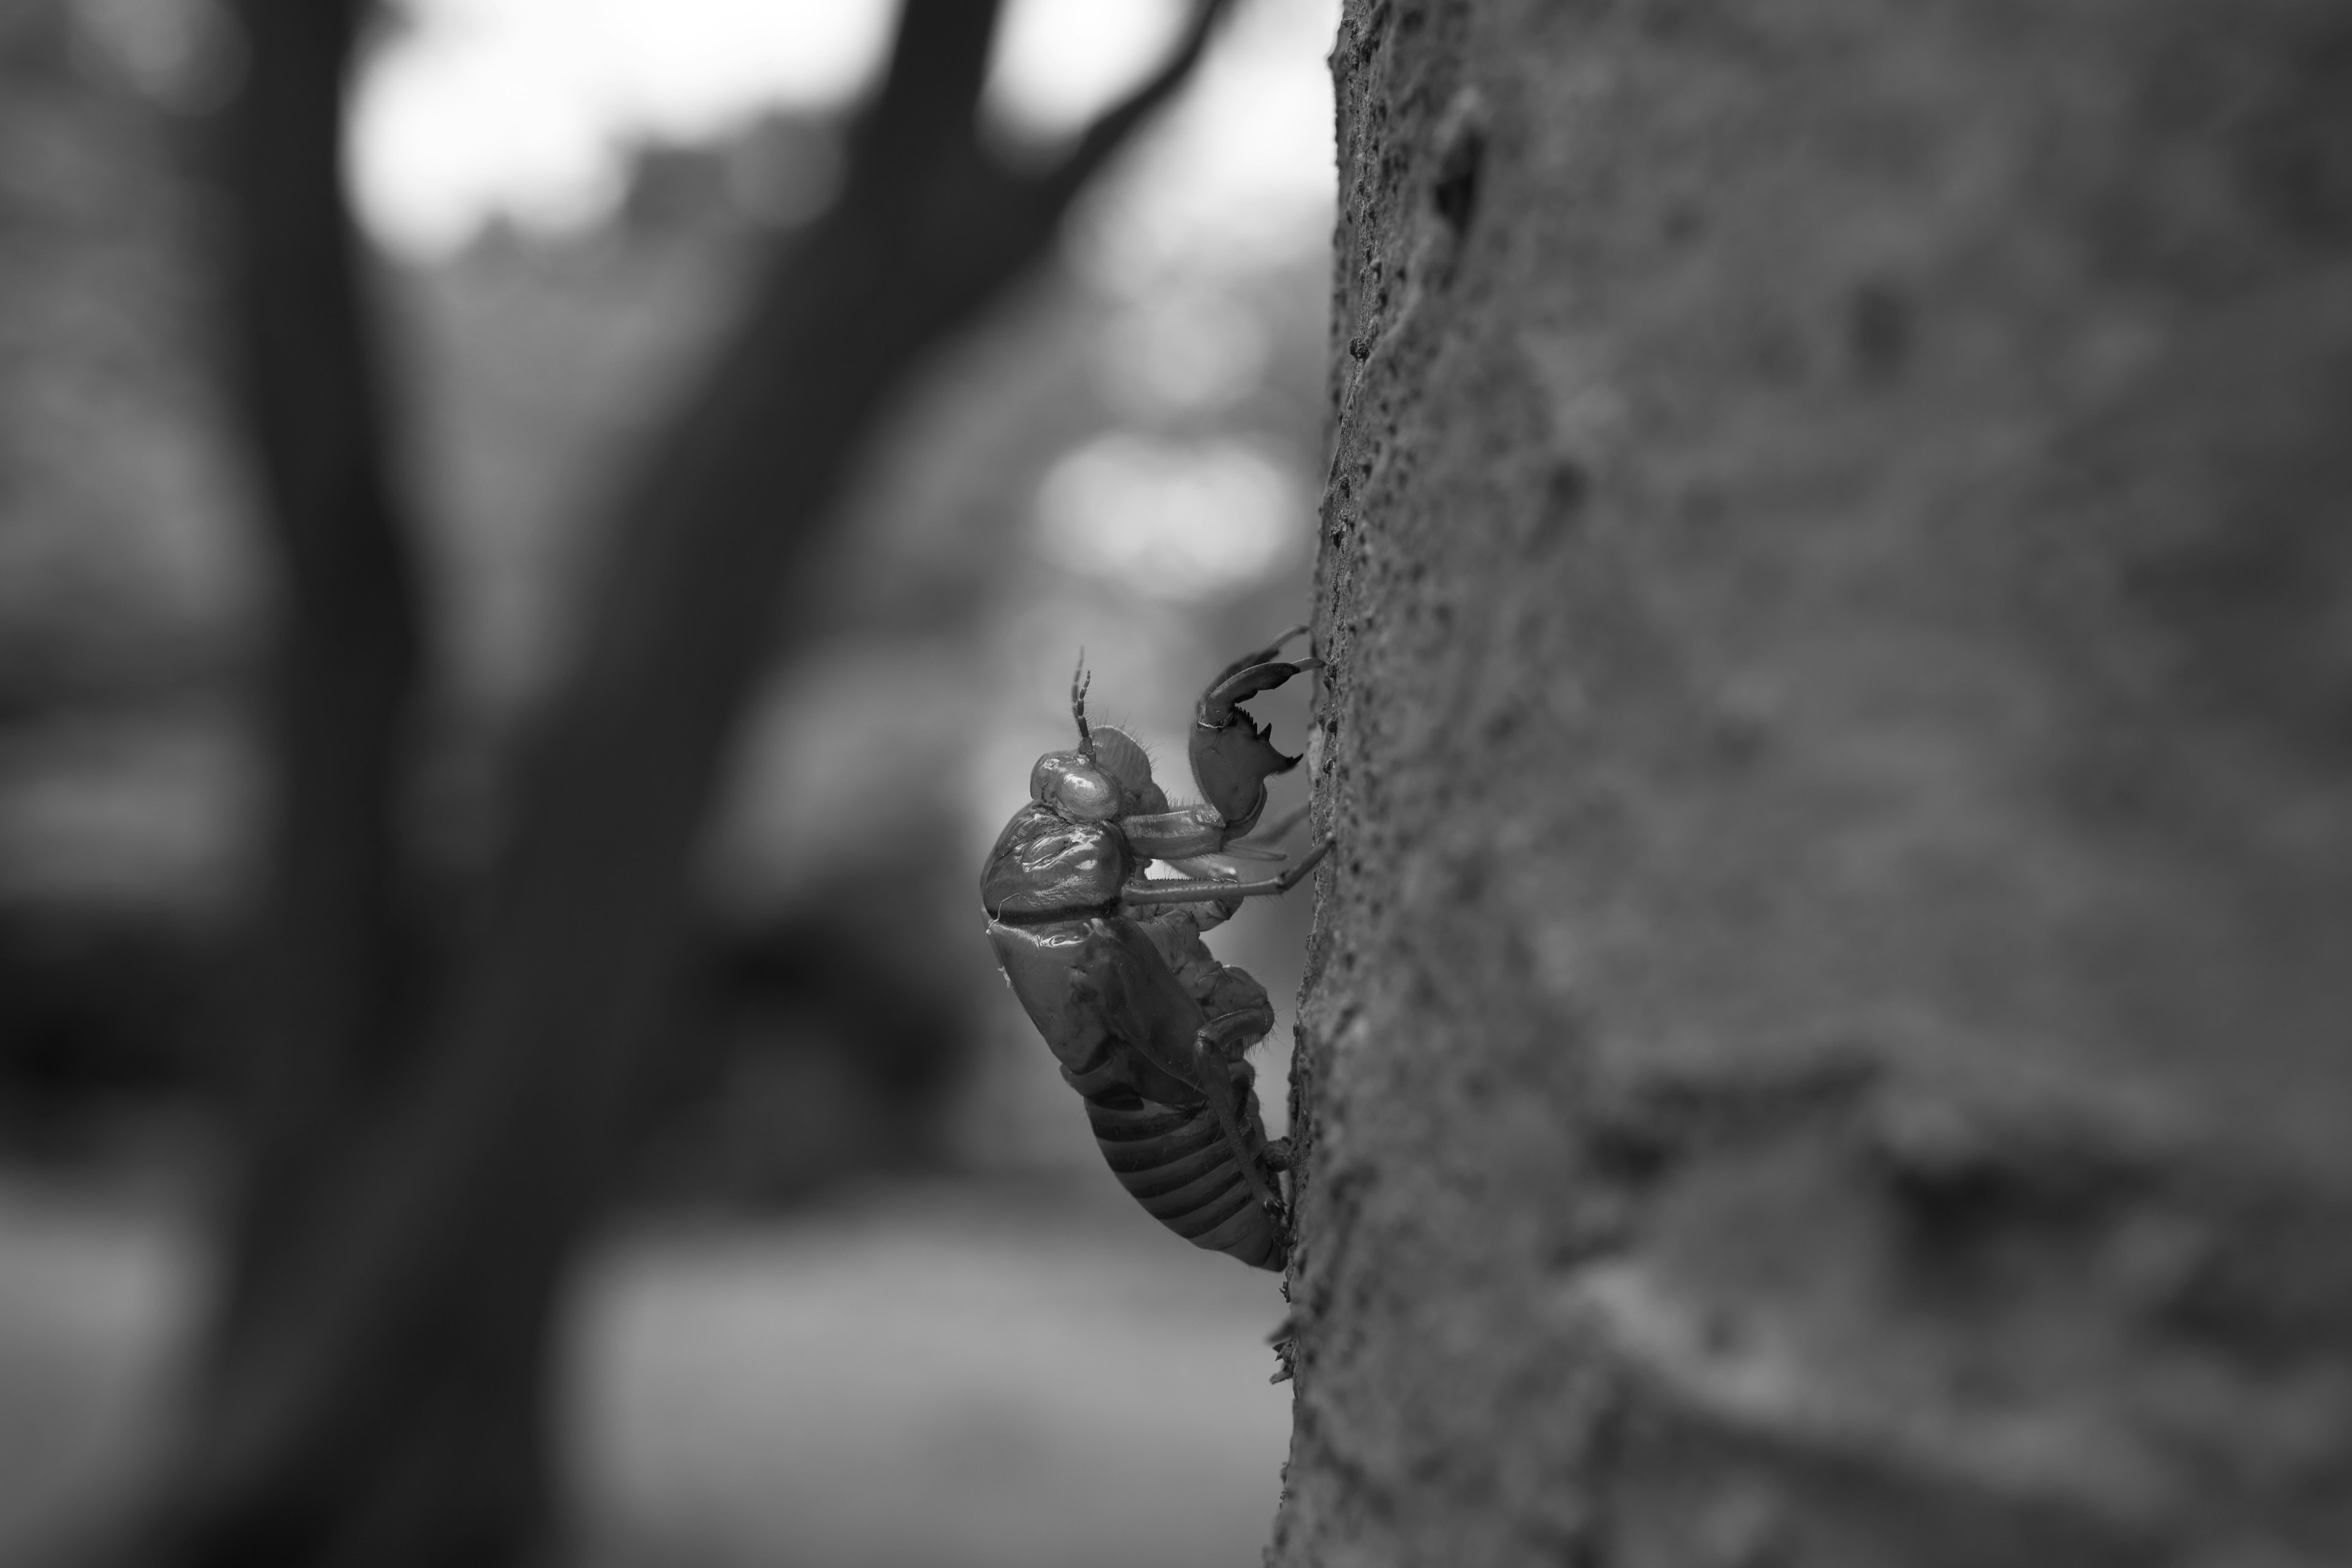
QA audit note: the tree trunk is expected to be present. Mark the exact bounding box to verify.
[1275,2,2352,1564]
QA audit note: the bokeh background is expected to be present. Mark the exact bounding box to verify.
[0,1,1338,1562]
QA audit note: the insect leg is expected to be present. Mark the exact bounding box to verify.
[1199,625,1317,712]
[1191,628,1320,834]
[1190,1009,1283,1218]
[1230,623,1309,674]
[1119,836,1333,907]
[1237,802,1310,846]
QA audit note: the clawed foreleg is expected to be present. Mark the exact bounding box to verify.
[1191,627,1319,835]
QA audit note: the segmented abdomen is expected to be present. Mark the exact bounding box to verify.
[1081,1085,1284,1270]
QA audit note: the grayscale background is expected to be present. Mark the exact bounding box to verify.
[0,2,1336,1563]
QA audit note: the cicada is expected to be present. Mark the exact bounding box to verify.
[980,631,1328,1268]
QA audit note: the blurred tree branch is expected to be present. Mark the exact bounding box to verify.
[135,0,1236,1563]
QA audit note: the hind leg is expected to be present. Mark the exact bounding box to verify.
[1131,909,1292,1219]
[1190,1003,1284,1217]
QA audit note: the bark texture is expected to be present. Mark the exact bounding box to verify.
[1275,2,2352,1564]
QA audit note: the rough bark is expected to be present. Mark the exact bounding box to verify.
[1275,2,2352,1564]
[153,3,1236,1564]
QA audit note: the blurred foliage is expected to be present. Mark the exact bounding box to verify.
[0,1,252,1152]
[0,0,254,725]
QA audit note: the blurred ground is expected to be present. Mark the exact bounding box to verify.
[0,1172,1294,1568]
[0,1161,202,1566]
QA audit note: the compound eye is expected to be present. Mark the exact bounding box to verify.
[1028,755,1065,802]
[1054,766,1119,820]
[1030,753,1120,819]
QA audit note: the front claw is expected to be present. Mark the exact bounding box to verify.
[1191,628,1319,836]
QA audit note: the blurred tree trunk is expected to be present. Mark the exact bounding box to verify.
[149,2,1234,1565]
[216,0,424,1400]
[1274,2,2352,1564]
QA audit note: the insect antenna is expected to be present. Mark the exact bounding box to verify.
[1070,650,1095,757]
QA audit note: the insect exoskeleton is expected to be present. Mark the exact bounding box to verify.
[980,643,1330,1269]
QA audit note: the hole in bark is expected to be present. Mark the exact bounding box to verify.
[1847,280,1912,382]
[1585,1116,1679,1187]
[1428,87,1491,252]
[1528,461,1589,552]
[1433,120,1484,235]
[1548,459,1589,513]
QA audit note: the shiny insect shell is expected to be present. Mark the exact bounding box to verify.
[979,631,1330,1270]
